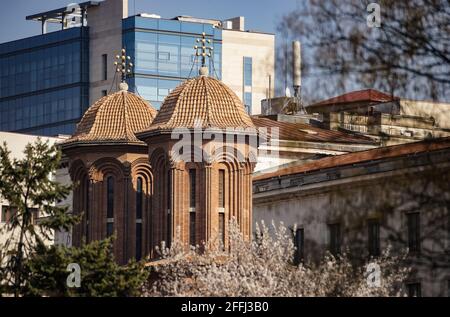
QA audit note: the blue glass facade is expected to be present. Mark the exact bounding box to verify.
[123,16,222,109]
[0,27,89,136]
[243,56,252,114]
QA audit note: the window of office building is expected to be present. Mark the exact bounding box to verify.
[0,86,86,134]
[102,54,107,80]
[407,212,420,253]
[368,219,380,257]
[243,57,252,86]
[244,92,252,114]
[328,223,341,256]
[243,57,252,114]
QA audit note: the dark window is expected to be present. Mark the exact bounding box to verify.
[167,170,172,210]
[136,177,144,260]
[106,176,114,237]
[106,223,114,237]
[1,205,8,223]
[407,282,421,297]
[447,280,450,297]
[30,208,39,225]
[368,219,380,256]
[136,223,142,261]
[218,170,225,208]
[167,170,172,247]
[101,54,107,80]
[294,228,304,265]
[189,169,196,208]
[219,212,225,250]
[85,178,90,242]
[189,212,196,247]
[101,90,107,97]
[407,213,420,253]
[136,177,143,220]
[328,223,341,256]
[1,206,17,224]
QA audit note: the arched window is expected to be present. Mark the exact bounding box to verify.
[106,176,114,237]
[189,169,196,247]
[136,176,143,260]
[167,170,172,248]
[85,178,90,243]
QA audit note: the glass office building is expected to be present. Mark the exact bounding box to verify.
[122,16,222,109]
[0,27,89,136]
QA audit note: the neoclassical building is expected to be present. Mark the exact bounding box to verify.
[61,66,257,263]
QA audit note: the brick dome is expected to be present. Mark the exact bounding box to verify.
[143,76,255,132]
[64,90,157,145]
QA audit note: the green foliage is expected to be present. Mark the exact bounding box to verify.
[0,139,147,297]
[23,238,148,297]
[0,138,78,296]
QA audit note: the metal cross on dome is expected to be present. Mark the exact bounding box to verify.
[114,48,133,82]
[194,32,213,68]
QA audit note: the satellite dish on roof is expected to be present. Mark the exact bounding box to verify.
[285,87,291,97]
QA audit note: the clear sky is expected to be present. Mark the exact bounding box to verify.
[0,0,299,43]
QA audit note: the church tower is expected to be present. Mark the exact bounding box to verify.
[61,49,157,264]
[137,33,258,253]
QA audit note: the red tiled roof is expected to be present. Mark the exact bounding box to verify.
[63,90,157,145]
[254,137,450,181]
[141,76,254,133]
[251,116,375,144]
[308,89,398,108]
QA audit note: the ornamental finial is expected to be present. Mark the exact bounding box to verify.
[194,32,213,76]
[114,48,133,85]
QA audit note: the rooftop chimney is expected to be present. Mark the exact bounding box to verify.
[292,40,301,93]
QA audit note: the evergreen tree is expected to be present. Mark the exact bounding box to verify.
[0,138,78,296]
[0,139,148,297]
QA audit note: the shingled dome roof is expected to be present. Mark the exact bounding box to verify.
[142,76,255,133]
[64,90,157,145]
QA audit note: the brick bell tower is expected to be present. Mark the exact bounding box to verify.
[137,33,258,254]
[61,49,157,264]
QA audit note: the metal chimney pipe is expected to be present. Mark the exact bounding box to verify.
[292,40,301,94]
